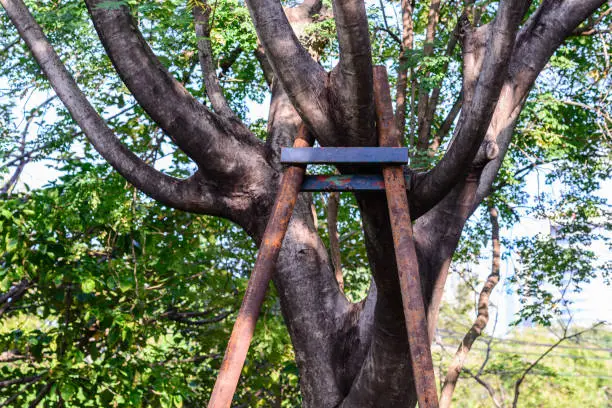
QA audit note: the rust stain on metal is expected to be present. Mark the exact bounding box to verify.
[208,124,313,408]
[373,66,440,408]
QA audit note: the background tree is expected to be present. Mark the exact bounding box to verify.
[0,0,610,406]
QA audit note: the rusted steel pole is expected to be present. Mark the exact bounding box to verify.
[208,124,313,408]
[373,65,440,408]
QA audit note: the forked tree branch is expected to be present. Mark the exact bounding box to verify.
[84,0,268,173]
[475,0,608,205]
[410,0,528,213]
[0,0,215,213]
[439,206,501,408]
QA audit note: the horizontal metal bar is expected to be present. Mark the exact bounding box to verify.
[301,174,409,191]
[302,175,384,191]
[281,147,408,165]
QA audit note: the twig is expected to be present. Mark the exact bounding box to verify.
[511,321,605,408]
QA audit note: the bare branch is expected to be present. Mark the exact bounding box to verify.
[416,19,462,156]
[28,381,53,408]
[463,368,503,408]
[0,375,42,388]
[0,380,39,407]
[165,309,232,326]
[193,3,237,118]
[0,351,30,363]
[439,206,501,408]
[394,0,414,136]
[1,116,32,195]
[330,0,375,146]
[429,92,462,155]
[414,0,442,154]
[0,279,30,317]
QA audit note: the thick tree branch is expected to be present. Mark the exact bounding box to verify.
[439,206,501,407]
[254,43,275,87]
[1,0,229,214]
[410,0,528,214]
[0,380,39,407]
[329,0,375,146]
[414,168,483,340]
[84,1,277,219]
[193,3,237,118]
[260,83,357,407]
[245,0,333,141]
[475,0,608,205]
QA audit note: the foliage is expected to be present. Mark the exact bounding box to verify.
[0,165,300,406]
[0,0,610,406]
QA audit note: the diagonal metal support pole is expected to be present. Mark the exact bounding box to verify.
[208,124,313,408]
[373,66,440,408]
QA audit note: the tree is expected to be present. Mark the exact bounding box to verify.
[1,0,610,406]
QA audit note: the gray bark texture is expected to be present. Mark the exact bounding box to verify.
[1,0,606,406]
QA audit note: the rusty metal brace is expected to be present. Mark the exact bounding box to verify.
[209,66,438,408]
[208,124,313,408]
[374,66,439,408]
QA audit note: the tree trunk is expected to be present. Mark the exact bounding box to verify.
[2,0,606,406]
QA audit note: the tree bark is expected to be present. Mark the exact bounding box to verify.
[2,0,607,406]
